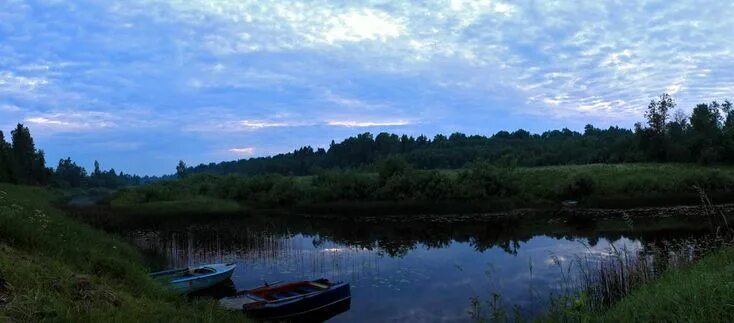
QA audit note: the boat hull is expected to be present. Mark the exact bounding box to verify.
[245,282,351,320]
[154,263,236,295]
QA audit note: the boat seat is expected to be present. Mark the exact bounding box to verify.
[310,283,328,289]
[273,292,298,299]
[295,287,316,293]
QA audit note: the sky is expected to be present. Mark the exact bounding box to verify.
[1,0,733,175]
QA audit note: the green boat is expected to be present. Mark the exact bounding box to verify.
[150,263,236,294]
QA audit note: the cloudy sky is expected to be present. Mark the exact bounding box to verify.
[1,0,733,175]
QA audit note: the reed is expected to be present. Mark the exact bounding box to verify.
[543,187,734,321]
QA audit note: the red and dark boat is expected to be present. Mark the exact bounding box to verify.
[219,278,351,320]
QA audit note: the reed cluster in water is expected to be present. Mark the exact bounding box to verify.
[545,186,734,320]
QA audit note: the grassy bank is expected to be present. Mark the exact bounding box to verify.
[0,184,246,322]
[599,246,734,322]
[542,246,734,322]
[110,163,734,216]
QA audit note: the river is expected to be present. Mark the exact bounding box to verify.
[125,213,714,322]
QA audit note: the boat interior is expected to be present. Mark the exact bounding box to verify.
[251,281,330,301]
[181,267,216,277]
[152,266,216,280]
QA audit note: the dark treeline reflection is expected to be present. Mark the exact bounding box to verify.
[127,213,713,264]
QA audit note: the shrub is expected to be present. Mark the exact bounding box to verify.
[414,171,455,200]
[455,161,516,199]
[557,173,595,199]
[377,156,410,184]
[311,171,377,201]
[377,173,416,200]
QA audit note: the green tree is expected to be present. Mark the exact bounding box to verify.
[10,124,48,184]
[721,101,734,161]
[666,109,691,162]
[176,160,188,179]
[0,130,12,182]
[690,102,722,163]
[93,160,101,176]
[53,157,87,188]
[646,93,674,134]
[641,93,675,161]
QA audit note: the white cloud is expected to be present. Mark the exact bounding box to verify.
[228,147,255,155]
[327,120,411,127]
[240,120,297,129]
[323,9,404,43]
[322,90,388,110]
[0,104,21,112]
[0,71,48,95]
[24,111,117,132]
[26,117,71,126]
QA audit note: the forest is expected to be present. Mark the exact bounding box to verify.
[0,124,150,188]
[105,94,734,211]
[186,94,734,176]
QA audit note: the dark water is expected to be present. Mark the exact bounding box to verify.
[126,215,712,322]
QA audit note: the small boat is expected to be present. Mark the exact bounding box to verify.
[150,263,236,294]
[219,278,351,320]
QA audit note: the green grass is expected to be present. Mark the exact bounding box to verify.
[543,246,734,322]
[0,184,247,322]
[518,163,734,194]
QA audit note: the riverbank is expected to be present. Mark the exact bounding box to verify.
[0,184,246,322]
[543,246,734,322]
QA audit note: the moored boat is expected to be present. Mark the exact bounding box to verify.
[219,278,351,320]
[150,263,236,294]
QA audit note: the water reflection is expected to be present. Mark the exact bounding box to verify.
[127,215,712,322]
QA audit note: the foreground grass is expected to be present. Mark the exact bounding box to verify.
[542,247,734,322]
[595,247,734,322]
[0,184,246,322]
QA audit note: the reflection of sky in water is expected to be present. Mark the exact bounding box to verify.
[131,229,644,322]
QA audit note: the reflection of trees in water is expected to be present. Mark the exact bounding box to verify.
[128,214,712,265]
[129,227,386,284]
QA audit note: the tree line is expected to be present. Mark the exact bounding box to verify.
[4,93,734,190]
[0,124,149,189]
[184,94,734,177]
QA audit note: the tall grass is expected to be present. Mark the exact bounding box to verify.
[543,187,734,321]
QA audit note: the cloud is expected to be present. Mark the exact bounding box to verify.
[327,120,411,127]
[3,0,734,174]
[322,90,388,110]
[0,104,21,112]
[240,120,294,129]
[323,9,404,43]
[228,147,255,155]
[24,111,117,132]
[0,71,48,96]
